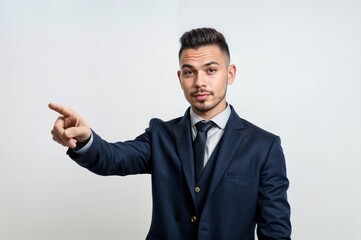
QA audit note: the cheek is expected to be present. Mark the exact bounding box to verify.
[213,79,228,92]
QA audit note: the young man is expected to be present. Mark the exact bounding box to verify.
[49,28,291,240]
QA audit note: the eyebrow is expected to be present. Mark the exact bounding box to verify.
[181,61,220,69]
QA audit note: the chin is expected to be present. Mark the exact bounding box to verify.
[193,103,214,113]
[191,97,226,114]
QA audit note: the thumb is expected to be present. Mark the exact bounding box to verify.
[65,126,91,142]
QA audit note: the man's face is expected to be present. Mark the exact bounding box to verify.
[178,45,236,119]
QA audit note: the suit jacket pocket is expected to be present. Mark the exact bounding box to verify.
[224,173,259,196]
[226,172,257,179]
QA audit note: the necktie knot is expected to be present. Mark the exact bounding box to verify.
[195,121,215,133]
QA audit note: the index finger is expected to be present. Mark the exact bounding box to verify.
[48,103,73,117]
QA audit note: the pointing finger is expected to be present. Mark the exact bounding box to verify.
[48,103,74,117]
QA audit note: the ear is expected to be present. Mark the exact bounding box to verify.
[177,70,184,89]
[227,64,236,85]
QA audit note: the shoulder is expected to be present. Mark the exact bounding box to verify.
[148,116,184,129]
[149,116,184,126]
[145,114,188,137]
[242,118,277,138]
[230,106,280,144]
[148,108,190,130]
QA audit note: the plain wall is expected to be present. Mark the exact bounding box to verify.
[1,0,360,239]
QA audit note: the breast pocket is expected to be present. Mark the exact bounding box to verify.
[224,172,259,197]
[222,173,259,218]
[226,172,253,179]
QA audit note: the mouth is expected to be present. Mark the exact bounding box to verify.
[192,90,212,101]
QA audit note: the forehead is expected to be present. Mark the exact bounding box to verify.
[179,45,227,67]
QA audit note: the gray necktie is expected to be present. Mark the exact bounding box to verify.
[193,121,214,180]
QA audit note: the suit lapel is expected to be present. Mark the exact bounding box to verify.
[207,109,245,199]
[173,109,197,204]
[172,107,245,208]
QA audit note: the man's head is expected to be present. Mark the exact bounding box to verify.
[177,28,236,120]
[178,28,231,65]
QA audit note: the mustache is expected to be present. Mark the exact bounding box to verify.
[191,89,214,96]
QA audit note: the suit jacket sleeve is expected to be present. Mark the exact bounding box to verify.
[256,136,292,239]
[67,127,152,176]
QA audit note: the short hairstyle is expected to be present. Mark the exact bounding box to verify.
[178,28,230,60]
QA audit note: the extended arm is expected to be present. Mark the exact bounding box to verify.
[67,130,152,176]
[49,103,152,176]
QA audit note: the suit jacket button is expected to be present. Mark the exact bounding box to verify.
[195,186,201,193]
[190,216,197,223]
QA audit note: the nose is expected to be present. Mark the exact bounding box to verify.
[194,72,206,88]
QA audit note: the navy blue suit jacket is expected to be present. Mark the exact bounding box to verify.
[69,106,291,240]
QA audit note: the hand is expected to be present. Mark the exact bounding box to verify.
[49,103,92,149]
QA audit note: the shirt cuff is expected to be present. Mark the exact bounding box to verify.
[73,132,94,154]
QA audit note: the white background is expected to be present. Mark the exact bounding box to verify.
[1,0,360,239]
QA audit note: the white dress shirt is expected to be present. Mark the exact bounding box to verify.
[190,104,231,166]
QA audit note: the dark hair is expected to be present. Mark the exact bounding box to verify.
[178,28,230,60]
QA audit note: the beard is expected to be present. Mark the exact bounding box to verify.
[191,89,227,113]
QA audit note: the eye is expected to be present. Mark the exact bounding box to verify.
[183,70,194,77]
[207,68,217,74]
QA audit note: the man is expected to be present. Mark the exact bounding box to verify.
[49,28,291,239]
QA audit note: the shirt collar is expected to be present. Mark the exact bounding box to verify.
[190,104,231,129]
